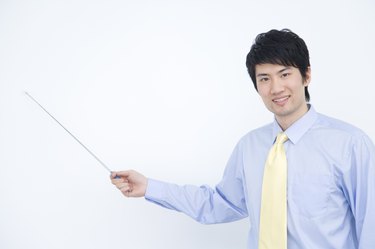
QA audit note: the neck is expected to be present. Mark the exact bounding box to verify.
[276,104,309,131]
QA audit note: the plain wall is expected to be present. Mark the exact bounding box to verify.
[1,0,374,248]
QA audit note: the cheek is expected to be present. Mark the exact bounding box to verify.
[257,86,269,99]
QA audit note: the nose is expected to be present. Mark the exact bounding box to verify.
[270,78,285,95]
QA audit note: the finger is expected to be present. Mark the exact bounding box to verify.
[116,182,130,190]
[110,171,125,179]
[111,177,128,185]
[112,170,133,178]
[122,186,134,197]
[120,185,134,197]
[110,172,118,179]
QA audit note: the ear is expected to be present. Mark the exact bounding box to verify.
[304,67,311,86]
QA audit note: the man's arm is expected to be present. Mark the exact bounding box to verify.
[342,134,375,248]
[144,177,248,224]
[110,141,249,224]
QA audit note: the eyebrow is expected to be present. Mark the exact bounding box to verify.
[256,73,269,78]
[278,67,291,74]
[256,67,291,78]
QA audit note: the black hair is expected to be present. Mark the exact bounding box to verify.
[245,29,310,102]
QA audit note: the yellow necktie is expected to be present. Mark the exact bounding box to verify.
[259,133,289,249]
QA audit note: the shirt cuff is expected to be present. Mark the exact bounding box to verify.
[144,178,166,200]
[145,178,179,211]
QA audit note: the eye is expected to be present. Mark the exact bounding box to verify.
[259,77,269,83]
[281,72,290,78]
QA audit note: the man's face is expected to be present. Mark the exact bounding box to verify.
[255,63,311,128]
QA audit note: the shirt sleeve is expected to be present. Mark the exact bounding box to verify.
[342,134,375,248]
[144,142,249,224]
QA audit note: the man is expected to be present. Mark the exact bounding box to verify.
[111,29,375,248]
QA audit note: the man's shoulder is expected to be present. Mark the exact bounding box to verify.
[310,112,375,151]
[315,112,367,138]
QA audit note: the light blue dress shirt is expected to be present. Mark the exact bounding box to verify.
[145,106,375,249]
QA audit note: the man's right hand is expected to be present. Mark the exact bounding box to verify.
[110,170,148,198]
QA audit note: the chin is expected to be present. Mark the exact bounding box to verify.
[272,107,293,118]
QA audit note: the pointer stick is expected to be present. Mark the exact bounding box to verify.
[25,91,119,177]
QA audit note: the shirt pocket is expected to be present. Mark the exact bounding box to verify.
[289,174,332,219]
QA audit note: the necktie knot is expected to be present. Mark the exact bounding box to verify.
[275,133,288,145]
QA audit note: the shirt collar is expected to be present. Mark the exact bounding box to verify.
[272,104,318,145]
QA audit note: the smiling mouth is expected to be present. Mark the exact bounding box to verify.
[272,96,290,104]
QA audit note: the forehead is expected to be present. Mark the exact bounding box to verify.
[255,63,296,75]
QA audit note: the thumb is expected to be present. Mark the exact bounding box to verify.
[111,170,130,179]
[111,170,138,179]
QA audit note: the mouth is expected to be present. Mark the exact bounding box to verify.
[272,95,290,105]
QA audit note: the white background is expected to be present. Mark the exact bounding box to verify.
[1,0,374,248]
